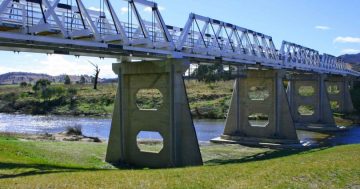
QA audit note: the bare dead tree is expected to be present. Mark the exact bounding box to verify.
[89,61,100,90]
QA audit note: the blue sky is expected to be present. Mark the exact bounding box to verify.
[0,0,359,78]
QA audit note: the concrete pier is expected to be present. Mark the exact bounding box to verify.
[287,74,339,131]
[106,59,203,168]
[326,76,354,114]
[213,69,299,145]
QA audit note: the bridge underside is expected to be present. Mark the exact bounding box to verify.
[105,59,357,168]
[0,0,357,168]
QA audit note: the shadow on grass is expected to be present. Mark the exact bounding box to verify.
[205,147,330,166]
[0,162,104,179]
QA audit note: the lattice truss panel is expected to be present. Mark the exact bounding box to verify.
[280,41,356,75]
[0,0,358,76]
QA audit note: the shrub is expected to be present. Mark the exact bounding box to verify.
[33,79,51,92]
[65,124,82,136]
[64,75,71,85]
[19,82,28,88]
[80,76,86,84]
[67,88,77,97]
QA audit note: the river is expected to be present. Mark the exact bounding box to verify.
[0,113,359,145]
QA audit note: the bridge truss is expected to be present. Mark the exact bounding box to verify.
[0,0,358,76]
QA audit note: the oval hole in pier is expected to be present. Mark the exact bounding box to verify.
[327,85,340,95]
[298,86,315,97]
[248,113,269,127]
[330,101,340,111]
[248,86,270,101]
[298,105,315,116]
[136,89,163,111]
[136,131,164,154]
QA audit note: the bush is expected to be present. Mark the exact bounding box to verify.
[40,86,65,101]
[191,63,235,83]
[33,79,51,92]
[66,125,82,136]
[80,76,86,84]
[64,75,71,85]
[19,82,28,88]
[67,88,77,97]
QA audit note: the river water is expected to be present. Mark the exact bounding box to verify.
[0,113,224,142]
[0,113,359,145]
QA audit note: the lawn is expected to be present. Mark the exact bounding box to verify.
[0,135,359,188]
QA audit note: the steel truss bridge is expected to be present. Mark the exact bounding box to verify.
[0,0,358,76]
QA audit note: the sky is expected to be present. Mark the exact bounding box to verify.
[0,0,359,78]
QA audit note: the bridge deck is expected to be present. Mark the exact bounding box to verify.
[0,0,358,76]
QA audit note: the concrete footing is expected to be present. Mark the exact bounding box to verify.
[287,74,342,131]
[213,69,299,145]
[106,59,203,168]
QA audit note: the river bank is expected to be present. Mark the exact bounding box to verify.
[1,80,360,121]
[0,81,233,119]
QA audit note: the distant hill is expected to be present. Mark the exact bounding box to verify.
[339,53,360,64]
[0,72,94,85]
[339,53,360,71]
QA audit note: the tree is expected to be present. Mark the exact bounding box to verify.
[80,76,86,84]
[191,63,235,83]
[32,79,53,101]
[20,82,28,88]
[64,75,71,85]
[67,87,78,108]
[89,61,100,90]
[33,79,51,93]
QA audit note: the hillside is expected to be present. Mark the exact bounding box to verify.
[339,53,360,64]
[339,53,360,71]
[0,72,93,85]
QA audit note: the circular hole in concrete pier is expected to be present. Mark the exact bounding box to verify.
[298,105,315,116]
[330,101,340,111]
[248,113,269,127]
[248,86,270,101]
[327,85,340,94]
[136,89,163,111]
[298,86,315,97]
[136,131,164,154]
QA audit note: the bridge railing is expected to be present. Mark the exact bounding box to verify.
[0,0,358,77]
[279,41,358,76]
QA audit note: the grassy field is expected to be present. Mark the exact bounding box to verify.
[0,135,359,188]
[0,81,234,119]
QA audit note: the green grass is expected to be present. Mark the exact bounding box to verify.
[0,135,360,188]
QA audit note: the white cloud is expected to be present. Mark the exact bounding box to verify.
[341,48,360,54]
[88,6,100,12]
[315,25,330,30]
[37,55,92,76]
[144,7,152,12]
[334,36,360,43]
[158,6,165,11]
[0,66,16,74]
[120,7,128,14]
